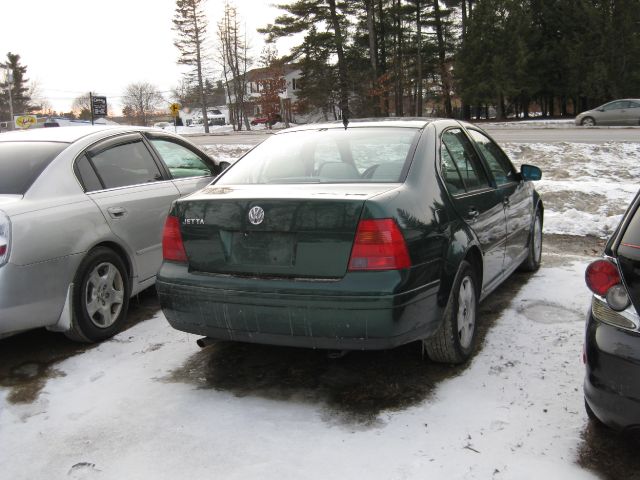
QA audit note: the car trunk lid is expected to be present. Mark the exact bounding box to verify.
[175,184,398,278]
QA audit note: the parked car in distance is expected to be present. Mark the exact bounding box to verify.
[0,126,223,342]
[584,189,640,430]
[158,118,543,364]
[250,113,281,126]
[575,99,640,126]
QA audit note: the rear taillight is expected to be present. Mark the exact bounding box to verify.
[162,215,187,263]
[585,259,630,311]
[0,210,10,267]
[585,259,619,296]
[348,219,411,271]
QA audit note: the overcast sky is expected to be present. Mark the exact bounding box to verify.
[1,0,294,114]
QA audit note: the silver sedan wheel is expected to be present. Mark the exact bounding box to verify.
[581,117,595,127]
[457,276,476,350]
[84,262,125,328]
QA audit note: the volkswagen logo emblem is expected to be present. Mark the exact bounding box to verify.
[248,206,265,225]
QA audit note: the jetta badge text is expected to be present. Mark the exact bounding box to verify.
[183,218,205,225]
[248,206,265,225]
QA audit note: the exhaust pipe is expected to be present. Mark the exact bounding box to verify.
[196,337,218,348]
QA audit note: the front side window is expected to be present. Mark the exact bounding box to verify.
[603,101,624,111]
[89,139,162,189]
[467,129,516,186]
[149,138,213,179]
[0,142,68,194]
[441,129,490,192]
[216,127,420,185]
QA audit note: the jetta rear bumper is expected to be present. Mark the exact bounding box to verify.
[157,262,443,350]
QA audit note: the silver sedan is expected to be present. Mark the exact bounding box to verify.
[575,99,640,126]
[0,126,221,341]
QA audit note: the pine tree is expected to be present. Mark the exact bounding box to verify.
[173,0,211,132]
[261,0,353,122]
[0,52,32,120]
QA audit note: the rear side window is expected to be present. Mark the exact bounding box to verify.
[88,139,163,189]
[441,129,490,192]
[467,129,517,185]
[0,142,68,194]
[216,127,419,185]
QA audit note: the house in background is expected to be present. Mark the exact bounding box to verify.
[242,63,301,122]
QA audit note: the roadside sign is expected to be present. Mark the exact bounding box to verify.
[170,103,181,117]
[14,115,37,129]
[91,96,108,116]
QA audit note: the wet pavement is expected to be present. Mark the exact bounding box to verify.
[0,287,158,405]
[578,422,640,480]
[0,234,636,478]
[162,269,527,424]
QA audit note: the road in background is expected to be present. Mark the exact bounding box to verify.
[187,126,640,146]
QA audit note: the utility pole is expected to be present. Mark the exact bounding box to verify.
[2,68,14,130]
[89,91,94,125]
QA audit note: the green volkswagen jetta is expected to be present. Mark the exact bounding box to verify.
[157,119,542,364]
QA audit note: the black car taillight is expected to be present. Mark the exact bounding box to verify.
[585,259,630,311]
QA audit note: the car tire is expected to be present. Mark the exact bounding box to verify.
[584,398,605,426]
[581,117,596,127]
[519,209,543,272]
[65,247,130,343]
[425,260,479,364]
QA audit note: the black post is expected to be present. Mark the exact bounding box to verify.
[89,92,94,125]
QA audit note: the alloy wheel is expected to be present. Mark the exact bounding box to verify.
[457,276,476,350]
[533,216,542,263]
[84,262,125,328]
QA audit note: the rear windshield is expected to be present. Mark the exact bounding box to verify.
[0,141,68,194]
[216,127,420,185]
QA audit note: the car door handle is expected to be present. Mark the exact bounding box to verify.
[107,207,127,218]
[467,207,480,221]
[503,197,510,207]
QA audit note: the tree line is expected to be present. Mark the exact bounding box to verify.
[260,0,640,120]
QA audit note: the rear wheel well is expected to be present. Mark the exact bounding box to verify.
[91,241,132,280]
[465,246,483,290]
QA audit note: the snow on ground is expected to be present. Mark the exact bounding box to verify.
[480,119,575,128]
[156,124,235,135]
[504,142,640,237]
[0,254,595,479]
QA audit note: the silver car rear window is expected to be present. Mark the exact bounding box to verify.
[0,141,68,194]
[216,127,420,185]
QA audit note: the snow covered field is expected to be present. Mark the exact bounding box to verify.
[1,139,639,479]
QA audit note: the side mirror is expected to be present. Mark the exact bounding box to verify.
[597,108,605,112]
[521,164,542,181]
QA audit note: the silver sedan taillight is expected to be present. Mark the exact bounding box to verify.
[0,210,10,267]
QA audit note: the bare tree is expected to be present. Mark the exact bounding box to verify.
[72,93,91,119]
[121,82,164,126]
[217,1,251,131]
[173,0,211,132]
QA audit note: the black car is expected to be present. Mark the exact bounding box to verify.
[158,119,543,364]
[584,190,640,430]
